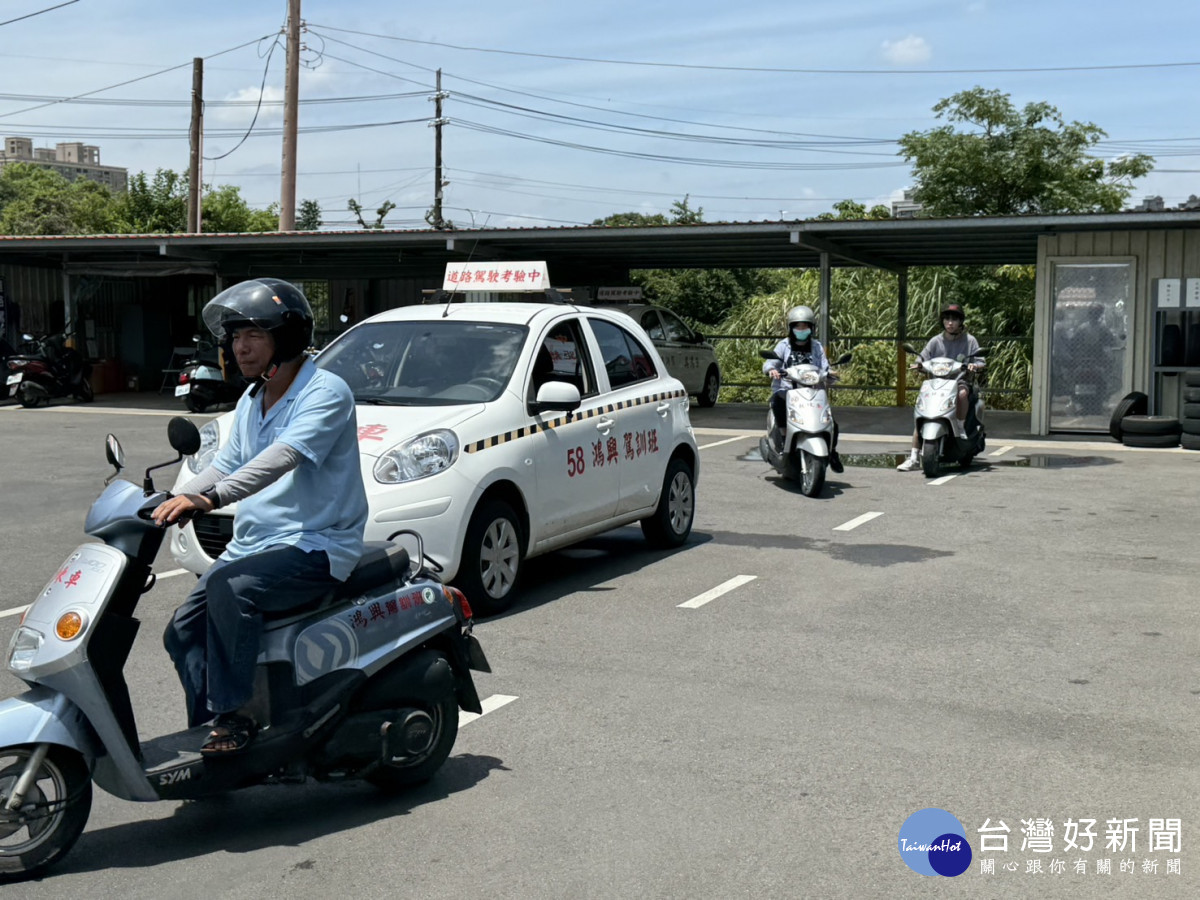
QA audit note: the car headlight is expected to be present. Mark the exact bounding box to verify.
[929,361,954,377]
[186,420,221,474]
[374,429,459,484]
[8,626,43,672]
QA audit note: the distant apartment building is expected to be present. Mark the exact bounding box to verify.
[890,189,922,219]
[0,137,128,192]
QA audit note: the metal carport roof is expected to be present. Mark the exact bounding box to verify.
[2,210,1200,280]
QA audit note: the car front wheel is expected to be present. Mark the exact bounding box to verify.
[457,499,523,616]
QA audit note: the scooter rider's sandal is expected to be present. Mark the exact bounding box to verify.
[200,713,259,756]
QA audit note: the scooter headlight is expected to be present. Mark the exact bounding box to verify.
[929,361,954,377]
[8,626,43,672]
[796,370,821,386]
[186,420,221,474]
[374,430,459,484]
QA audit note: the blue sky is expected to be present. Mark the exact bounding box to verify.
[2,0,1199,229]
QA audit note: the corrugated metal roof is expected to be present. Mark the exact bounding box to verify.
[2,210,1199,279]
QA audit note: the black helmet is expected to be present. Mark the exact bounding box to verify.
[203,278,314,363]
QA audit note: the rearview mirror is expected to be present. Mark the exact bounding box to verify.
[902,343,917,355]
[835,353,852,365]
[530,381,581,415]
[105,434,125,471]
[759,349,783,362]
[167,416,202,457]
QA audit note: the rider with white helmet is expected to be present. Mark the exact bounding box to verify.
[762,304,843,473]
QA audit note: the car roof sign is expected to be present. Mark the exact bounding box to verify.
[444,261,551,292]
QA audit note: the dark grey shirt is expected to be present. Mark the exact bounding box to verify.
[918,332,982,366]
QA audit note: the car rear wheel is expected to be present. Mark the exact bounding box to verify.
[457,499,523,616]
[641,458,695,548]
[696,366,720,407]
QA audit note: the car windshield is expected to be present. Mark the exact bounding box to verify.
[317,320,528,405]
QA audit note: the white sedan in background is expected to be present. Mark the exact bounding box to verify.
[170,300,700,614]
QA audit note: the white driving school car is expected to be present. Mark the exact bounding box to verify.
[169,262,700,614]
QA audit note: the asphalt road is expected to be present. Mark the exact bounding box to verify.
[1,397,1198,899]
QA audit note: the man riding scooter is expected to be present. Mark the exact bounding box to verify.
[764,305,843,474]
[153,278,368,754]
[897,302,984,472]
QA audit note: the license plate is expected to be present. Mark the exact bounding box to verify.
[6,373,22,386]
[174,384,191,397]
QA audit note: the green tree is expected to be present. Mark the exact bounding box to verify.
[348,198,395,229]
[117,169,188,233]
[816,199,892,221]
[204,185,279,233]
[0,163,120,235]
[898,86,1154,216]
[592,210,669,227]
[296,198,323,231]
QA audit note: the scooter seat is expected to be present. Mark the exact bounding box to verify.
[260,542,411,622]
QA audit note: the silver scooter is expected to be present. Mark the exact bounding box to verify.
[909,351,987,478]
[0,418,489,881]
[758,350,850,497]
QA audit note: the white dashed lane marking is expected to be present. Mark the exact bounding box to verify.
[928,473,959,486]
[833,511,884,532]
[0,605,28,620]
[698,434,755,450]
[460,694,519,726]
[990,445,1014,457]
[678,575,757,609]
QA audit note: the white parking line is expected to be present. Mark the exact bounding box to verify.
[460,693,518,726]
[928,473,959,486]
[833,511,884,532]
[990,445,1014,457]
[698,434,755,450]
[157,569,189,579]
[0,605,29,620]
[678,575,757,609]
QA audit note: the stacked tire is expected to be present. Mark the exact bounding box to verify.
[1182,371,1200,451]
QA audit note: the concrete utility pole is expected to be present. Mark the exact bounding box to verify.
[428,69,450,229]
[279,0,301,231]
[187,57,204,233]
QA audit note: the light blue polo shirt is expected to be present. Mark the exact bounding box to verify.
[213,358,368,581]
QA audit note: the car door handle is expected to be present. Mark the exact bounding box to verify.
[656,402,671,417]
[596,417,615,433]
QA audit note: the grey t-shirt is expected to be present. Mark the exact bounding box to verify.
[918,332,982,365]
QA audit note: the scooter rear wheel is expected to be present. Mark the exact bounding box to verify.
[185,394,210,414]
[365,689,459,792]
[0,745,92,881]
[74,378,93,403]
[920,440,940,478]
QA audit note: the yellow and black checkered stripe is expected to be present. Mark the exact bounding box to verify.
[463,388,687,454]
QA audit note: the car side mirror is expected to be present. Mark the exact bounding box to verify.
[529,381,581,415]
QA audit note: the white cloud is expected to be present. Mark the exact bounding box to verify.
[209,85,286,126]
[881,35,932,66]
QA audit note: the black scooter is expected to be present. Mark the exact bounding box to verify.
[174,337,249,413]
[5,331,93,408]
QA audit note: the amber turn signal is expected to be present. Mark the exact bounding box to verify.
[55,611,85,641]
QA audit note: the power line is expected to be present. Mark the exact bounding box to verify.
[0,0,80,28]
[0,33,277,120]
[0,90,429,108]
[307,22,1200,75]
[205,33,282,161]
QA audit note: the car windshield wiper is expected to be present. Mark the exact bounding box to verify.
[357,396,407,405]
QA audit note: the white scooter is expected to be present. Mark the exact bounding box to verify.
[0,418,489,881]
[908,350,987,478]
[758,350,850,497]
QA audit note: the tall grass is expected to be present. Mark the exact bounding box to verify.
[707,266,1034,410]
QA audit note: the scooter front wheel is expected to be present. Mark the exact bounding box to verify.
[799,450,826,497]
[920,440,940,478]
[0,745,92,881]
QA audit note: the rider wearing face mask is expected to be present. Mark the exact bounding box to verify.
[762,305,843,473]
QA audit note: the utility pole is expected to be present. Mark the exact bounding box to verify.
[279,0,301,231]
[427,69,450,230]
[187,57,204,233]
